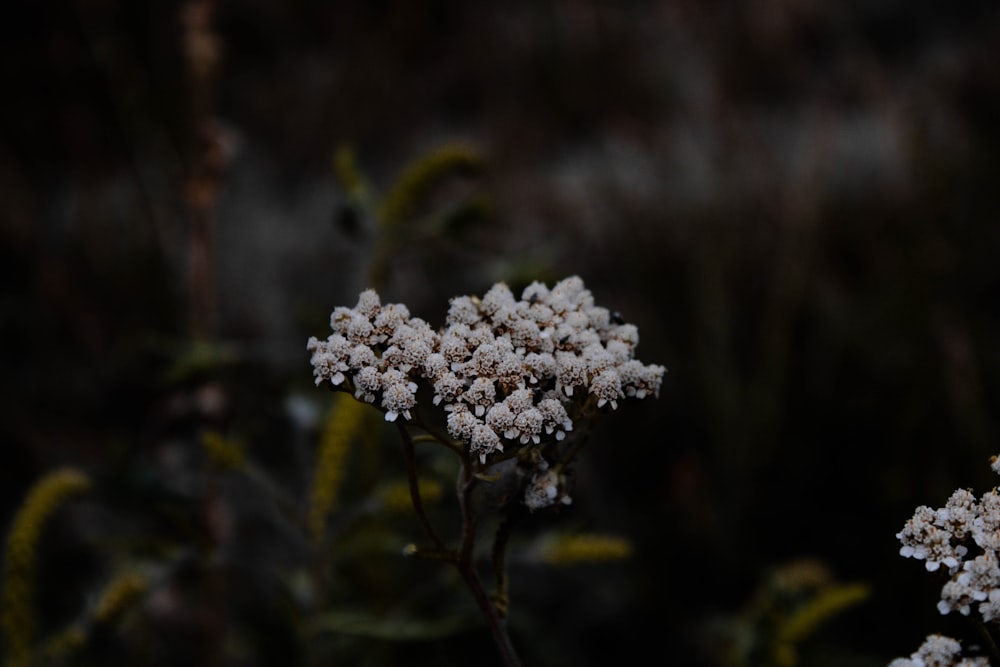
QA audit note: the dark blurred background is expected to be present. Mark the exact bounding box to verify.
[3,1,1000,665]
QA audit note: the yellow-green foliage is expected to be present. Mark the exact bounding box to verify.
[710,559,871,667]
[541,533,633,565]
[37,626,87,665]
[1,468,91,664]
[201,429,245,471]
[379,479,444,514]
[308,393,368,543]
[94,571,147,625]
[377,142,484,226]
[771,582,870,666]
[333,144,369,199]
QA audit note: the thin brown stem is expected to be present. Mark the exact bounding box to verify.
[455,558,523,667]
[408,410,464,456]
[457,461,478,564]
[396,422,449,553]
[455,459,522,667]
[491,509,520,619]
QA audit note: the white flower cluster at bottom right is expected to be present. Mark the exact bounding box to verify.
[889,456,1000,666]
[889,634,988,667]
[896,456,1000,621]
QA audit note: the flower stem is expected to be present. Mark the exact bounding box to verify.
[491,498,526,618]
[455,460,522,667]
[973,618,1000,665]
[398,428,523,666]
[396,422,449,553]
[455,557,523,667]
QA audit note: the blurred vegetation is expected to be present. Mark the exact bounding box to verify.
[3,1,1000,665]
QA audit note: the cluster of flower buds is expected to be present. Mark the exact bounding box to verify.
[307,276,666,503]
[896,456,1000,623]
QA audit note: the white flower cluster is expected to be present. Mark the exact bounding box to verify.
[523,462,572,512]
[896,456,1000,621]
[307,276,666,471]
[888,634,989,667]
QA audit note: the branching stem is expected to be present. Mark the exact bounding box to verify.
[455,459,522,667]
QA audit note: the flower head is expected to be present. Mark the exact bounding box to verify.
[888,634,988,667]
[896,454,1000,630]
[308,276,667,471]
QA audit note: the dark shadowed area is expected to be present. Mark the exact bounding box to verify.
[3,1,1000,666]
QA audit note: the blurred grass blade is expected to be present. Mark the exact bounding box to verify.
[308,609,474,641]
